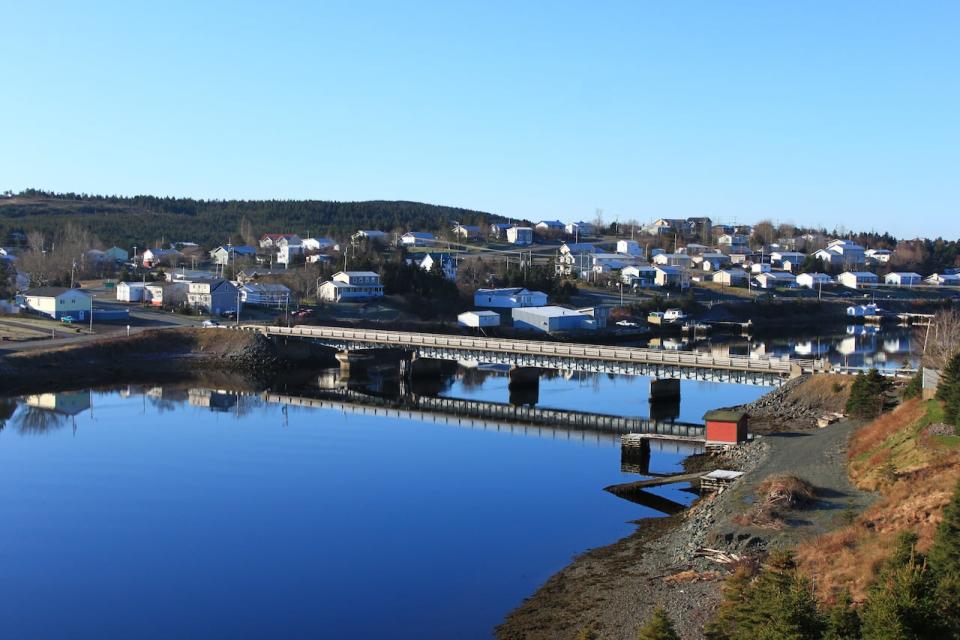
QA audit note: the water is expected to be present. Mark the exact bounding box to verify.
[0,373,769,639]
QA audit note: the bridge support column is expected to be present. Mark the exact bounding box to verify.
[620,435,651,475]
[649,378,681,422]
[335,350,374,378]
[508,367,540,406]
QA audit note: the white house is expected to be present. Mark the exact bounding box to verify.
[564,221,596,237]
[797,273,833,289]
[556,242,597,276]
[826,240,866,267]
[116,281,147,302]
[884,272,921,287]
[22,287,92,320]
[277,244,303,266]
[451,224,483,240]
[838,271,879,289]
[712,269,749,286]
[473,288,547,309]
[401,232,435,247]
[654,266,684,288]
[653,253,693,269]
[781,258,805,273]
[812,248,842,267]
[318,271,384,302]
[506,226,533,245]
[301,237,336,252]
[419,253,457,280]
[535,220,565,232]
[865,248,893,264]
[210,245,257,266]
[259,234,302,249]
[926,273,960,286]
[616,240,643,257]
[145,282,187,308]
[621,265,657,287]
[141,248,181,268]
[458,310,501,328]
[700,253,731,272]
[751,263,772,274]
[239,282,291,307]
[770,251,806,265]
[352,230,388,243]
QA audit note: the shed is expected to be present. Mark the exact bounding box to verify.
[458,310,501,328]
[703,408,749,445]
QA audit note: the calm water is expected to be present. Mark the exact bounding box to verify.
[0,373,768,639]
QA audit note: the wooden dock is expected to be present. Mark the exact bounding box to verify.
[604,472,703,493]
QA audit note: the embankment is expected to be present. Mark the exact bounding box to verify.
[0,328,336,394]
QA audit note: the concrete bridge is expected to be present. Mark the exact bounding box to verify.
[246,325,819,386]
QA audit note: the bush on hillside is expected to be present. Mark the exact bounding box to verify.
[936,350,960,426]
[845,369,892,419]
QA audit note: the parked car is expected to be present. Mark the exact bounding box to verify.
[60,316,74,324]
[221,310,237,319]
[616,320,639,327]
[201,320,220,328]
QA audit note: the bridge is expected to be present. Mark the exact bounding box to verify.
[246,325,820,386]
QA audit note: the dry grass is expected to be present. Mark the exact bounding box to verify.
[796,398,960,602]
[663,570,723,584]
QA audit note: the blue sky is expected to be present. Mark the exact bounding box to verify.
[1,1,957,238]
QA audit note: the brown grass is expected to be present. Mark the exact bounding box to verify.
[663,570,723,583]
[734,474,817,529]
[796,398,960,602]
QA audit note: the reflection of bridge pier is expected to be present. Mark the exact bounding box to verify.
[649,378,681,422]
[508,366,540,406]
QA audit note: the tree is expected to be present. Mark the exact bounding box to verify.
[846,370,892,419]
[935,350,960,426]
[860,533,944,639]
[0,259,13,299]
[920,310,960,371]
[823,589,860,640]
[637,606,680,640]
[927,480,960,635]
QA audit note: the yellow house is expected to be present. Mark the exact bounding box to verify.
[22,287,93,320]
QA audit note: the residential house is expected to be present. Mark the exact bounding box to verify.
[781,258,805,274]
[556,242,597,276]
[712,269,749,286]
[276,244,305,266]
[654,265,684,287]
[685,217,712,239]
[616,240,643,256]
[259,233,302,249]
[239,282,291,307]
[534,220,565,232]
[885,272,922,287]
[419,253,457,280]
[146,282,187,308]
[489,222,514,239]
[679,243,710,256]
[700,253,732,272]
[652,253,693,269]
[187,279,240,315]
[812,248,842,268]
[451,224,483,240]
[751,263,772,274]
[401,232,435,247]
[718,234,749,247]
[209,245,257,266]
[318,271,384,302]
[141,248,181,268]
[865,248,893,264]
[473,288,547,309]
[621,265,657,287]
[642,218,684,235]
[512,306,599,333]
[826,240,866,267]
[590,253,637,274]
[301,237,336,252]
[755,271,796,289]
[22,287,92,320]
[564,221,596,237]
[770,251,806,266]
[506,226,533,246]
[926,273,960,286]
[797,272,834,289]
[116,282,147,302]
[838,271,879,289]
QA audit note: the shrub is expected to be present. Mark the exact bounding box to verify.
[637,606,680,640]
[846,369,892,419]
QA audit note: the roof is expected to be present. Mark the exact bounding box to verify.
[842,271,878,279]
[703,408,746,422]
[462,310,500,317]
[242,282,291,293]
[887,272,921,278]
[514,306,585,318]
[655,265,681,274]
[475,287,542,296]
[336,271,379,278]
[25,287,89,298]
[403,231,434,238]
[261,233,299,239]
[453,224,482,231]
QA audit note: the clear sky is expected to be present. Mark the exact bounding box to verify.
[1,1,957,238]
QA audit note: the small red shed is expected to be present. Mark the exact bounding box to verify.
[703,408,749,445]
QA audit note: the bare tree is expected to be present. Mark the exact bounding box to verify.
[919,309,960,370]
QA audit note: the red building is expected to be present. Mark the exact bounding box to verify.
[703,409,749,445]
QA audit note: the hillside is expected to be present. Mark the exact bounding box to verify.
[0,191,499,249]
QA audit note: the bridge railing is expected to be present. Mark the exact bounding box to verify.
[257,325,816,374]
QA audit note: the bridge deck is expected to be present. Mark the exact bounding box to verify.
[250,325,816,379]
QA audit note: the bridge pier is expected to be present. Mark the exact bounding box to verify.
[621,435,651,475]
[649,378,681,422]
[508,366,540,406]
[335,350,375,378]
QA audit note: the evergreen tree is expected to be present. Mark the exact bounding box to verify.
[926,480,960,635]
[823,589,861,640]
[936,350,960,426]
[846,369,892,419]
[637,606,680,640]
[860,533,943,639]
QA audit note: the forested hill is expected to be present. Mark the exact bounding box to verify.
[0,191,499,248]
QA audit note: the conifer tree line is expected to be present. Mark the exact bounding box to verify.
[937,349,960,426]
[639,480,960,640]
